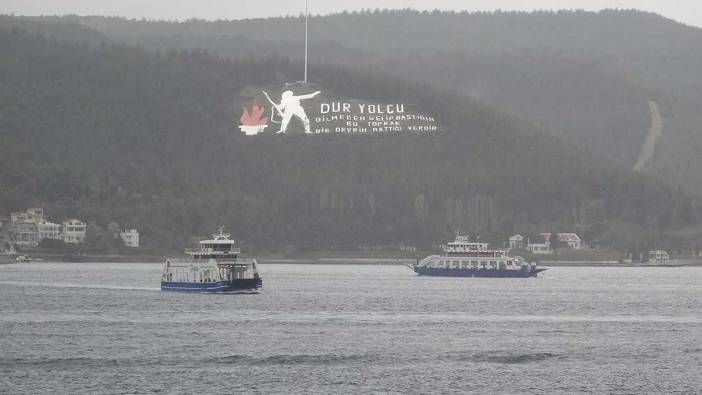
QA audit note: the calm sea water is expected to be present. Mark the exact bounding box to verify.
[1,263,702,394]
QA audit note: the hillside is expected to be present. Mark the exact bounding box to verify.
[24,10,702,194]
[0,25,699,255]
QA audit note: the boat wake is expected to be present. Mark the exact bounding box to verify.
[0,281,159,292]
[217,290,261,295]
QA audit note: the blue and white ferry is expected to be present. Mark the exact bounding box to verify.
[161,228,262,293]
[413,234,545,278]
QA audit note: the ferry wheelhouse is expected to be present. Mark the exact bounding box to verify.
[413,235,545,278]
[161,228,262,293]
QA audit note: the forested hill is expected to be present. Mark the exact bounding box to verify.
[0,26,699,254]
[24,10,702,194]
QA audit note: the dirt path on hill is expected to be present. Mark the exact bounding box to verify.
[634,100,664,171]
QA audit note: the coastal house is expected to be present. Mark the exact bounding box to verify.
[13,221,39,248]
[508,234,524,249]
[120,229,140,248]
[541,233,582,249]
[38,221,62,241]
[9,208,89,246]
[11,208,44,227]
[648,250,669,264]
[527,243,552,255]
[62,219,87,244]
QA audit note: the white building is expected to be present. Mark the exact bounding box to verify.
[508,234,524,250]
[648,250,669,264]
[527,243,552,255]
[11,208,44,227]
[120,229,140,248]
[38,221,61,241]
[13,221,39,248]
[541,233,582,249]
[62,219,86,244]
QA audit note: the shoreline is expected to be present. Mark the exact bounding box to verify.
[261,258,416,265]
[6,253,702,267]
[12,253,164,263]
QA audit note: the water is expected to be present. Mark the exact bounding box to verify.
[1,263,702,394]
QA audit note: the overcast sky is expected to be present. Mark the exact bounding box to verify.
[3,0,702,28]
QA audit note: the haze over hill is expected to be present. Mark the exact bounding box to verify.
[4,8,702,395]
[19,9,702,195]
[5,0,702,28]
[1,21,699,255]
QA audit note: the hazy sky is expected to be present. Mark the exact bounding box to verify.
[3,0,702,28]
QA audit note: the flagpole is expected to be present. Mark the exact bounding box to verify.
[304,0,309,83]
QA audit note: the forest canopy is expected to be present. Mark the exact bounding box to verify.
[0,19,700,256]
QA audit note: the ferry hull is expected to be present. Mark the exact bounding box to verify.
[414,267,546,278]
[161,278,262,293]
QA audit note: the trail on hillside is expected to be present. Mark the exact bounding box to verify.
[633,101,664,172]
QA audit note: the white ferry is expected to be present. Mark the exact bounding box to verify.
[413,234,545,278]
[161,228,262,293]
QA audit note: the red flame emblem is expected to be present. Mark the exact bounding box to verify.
[240,99,268,126]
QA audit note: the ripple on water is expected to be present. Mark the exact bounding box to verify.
[208,353,374,366]
[439,351,561,364]
[2,264,702,393]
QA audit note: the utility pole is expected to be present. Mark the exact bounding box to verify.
[304,0,309,83]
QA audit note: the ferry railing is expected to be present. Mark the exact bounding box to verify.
[166,257,254,266]
[216,258,257,266]
[163,258,198,266]
[184,248,241,254]
[418,255,440,267]
[164,258,259,272]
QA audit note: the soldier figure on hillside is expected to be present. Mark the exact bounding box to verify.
[263,90,320,134]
